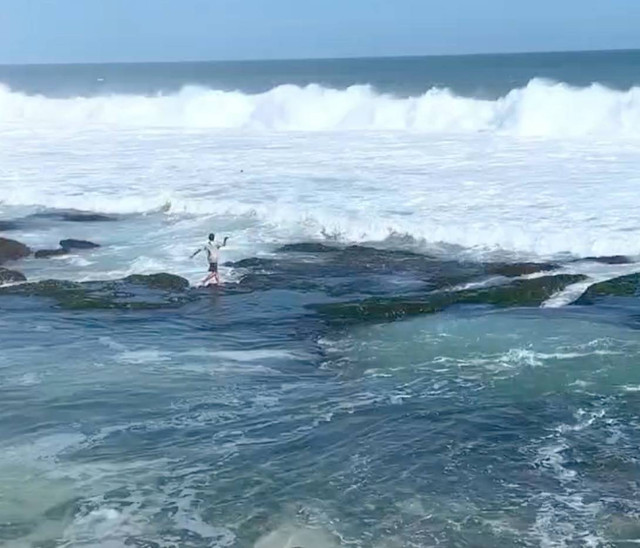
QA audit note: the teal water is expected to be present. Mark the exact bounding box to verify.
[2,269,640,546]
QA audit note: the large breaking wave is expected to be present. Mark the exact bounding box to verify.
[1,78,640,136]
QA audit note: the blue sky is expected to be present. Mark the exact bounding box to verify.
[1,0,640,64]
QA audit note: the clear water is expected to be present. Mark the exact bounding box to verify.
[1,51,640,547]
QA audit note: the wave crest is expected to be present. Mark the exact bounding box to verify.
[1,79,640,136]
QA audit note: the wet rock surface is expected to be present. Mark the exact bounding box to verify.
[1,240,639,321]
[0,268,26,284]
[576,273,640,304]
[0,274,193,310]
[35,249,69,259]
[60,239,101,250]
[35,239,100,258]
[314,274,587,324]
[0,237,31,265]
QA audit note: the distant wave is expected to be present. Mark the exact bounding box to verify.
[1,79,640,136]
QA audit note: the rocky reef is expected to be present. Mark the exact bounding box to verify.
[2,224,640,321]
[313,274,586,324]
[0,274,193,310]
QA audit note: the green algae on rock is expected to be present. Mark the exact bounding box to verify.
[0,274,192,310]
[576,273,640,304]
[314,274,587,324]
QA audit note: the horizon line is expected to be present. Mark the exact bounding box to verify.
[0,46,638,68]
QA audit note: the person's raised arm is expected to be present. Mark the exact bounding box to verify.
[218,237,229,249]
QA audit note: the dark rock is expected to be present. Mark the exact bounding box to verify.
[123,273,190,291]
[35,240,100,257]
[278,242,337,253]
[0,237,31,265]
[0,273,192,310]
[461,274,585,307]
[232,257,273,269]
[0,279,116,310]
[580,255,631,265]
[29,211,116,223]
[0,267,26,284]
[35,249,69,259]
[232,244,568,301]
[315,274,586,324]
[576,273,640,304]
[60,239,100,250]
[61,213,115,222]
[485,262,559,277]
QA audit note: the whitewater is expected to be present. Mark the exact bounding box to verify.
[2,77,640,289]
[1,78,640,135]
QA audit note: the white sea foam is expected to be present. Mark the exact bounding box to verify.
[2,79,640,287]
[2,79,640,136]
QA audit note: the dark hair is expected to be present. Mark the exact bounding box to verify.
[208,233,215,241]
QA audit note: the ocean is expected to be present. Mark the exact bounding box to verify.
[1,50,640,547]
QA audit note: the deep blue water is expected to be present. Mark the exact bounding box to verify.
[1,49,640,98]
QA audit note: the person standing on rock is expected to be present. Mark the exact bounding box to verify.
[191,233,229,286]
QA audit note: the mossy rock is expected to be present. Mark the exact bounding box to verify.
[0,274,191,310]
[576,273,640,304]
[315,274,586,324]
[484,262,559,277]
[123,273,190,291]
[462,274,585,307]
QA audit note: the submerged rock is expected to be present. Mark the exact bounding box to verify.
[60,239,100,250]
[462,274,585,307]
[0,268,26,284]
[35,240,100,258]
[0,220,20,231]
[35,249,69,259]
[576,273,640,304]
[61,213,115,222]
[0,273,192,310]
[30,211,116,223]
[0,237,31,265]
[580,255,632,265]
[278,242,337,253]
[315,274,586,324]
[485,262,559,277]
